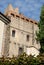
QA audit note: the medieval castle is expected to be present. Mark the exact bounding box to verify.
[0,4,41,57]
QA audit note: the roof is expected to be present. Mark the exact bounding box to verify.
[28,46,40,51]
[0,12,11,24]
[4,4,38,25]
[5,10,38,25]
[16,13,38,25]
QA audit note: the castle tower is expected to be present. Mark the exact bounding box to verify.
[4,4,19,17]
[4,4,14,15]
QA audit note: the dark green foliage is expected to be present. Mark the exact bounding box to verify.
[0,53,44,65]
[36,5,44,53]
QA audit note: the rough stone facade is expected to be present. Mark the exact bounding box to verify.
[3,24,10,57]
[0,12,10,57]
[0,4,41,57]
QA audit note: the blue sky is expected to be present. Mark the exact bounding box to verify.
[0,0,44,21]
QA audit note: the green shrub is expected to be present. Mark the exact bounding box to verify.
[0,53,44,65]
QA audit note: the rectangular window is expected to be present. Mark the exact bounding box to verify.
[12,30,15,37]
[18,47,23,55]
[26,35,30,41]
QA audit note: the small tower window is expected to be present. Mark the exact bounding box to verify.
[36,39,39,44]
[11,13,14,17]
[12,30,15,37]
[26,35,30,41]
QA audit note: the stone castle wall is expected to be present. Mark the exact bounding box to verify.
[8,16,40,57]
[2,24,10,57]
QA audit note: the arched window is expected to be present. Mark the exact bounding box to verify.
[18,47,23,55]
